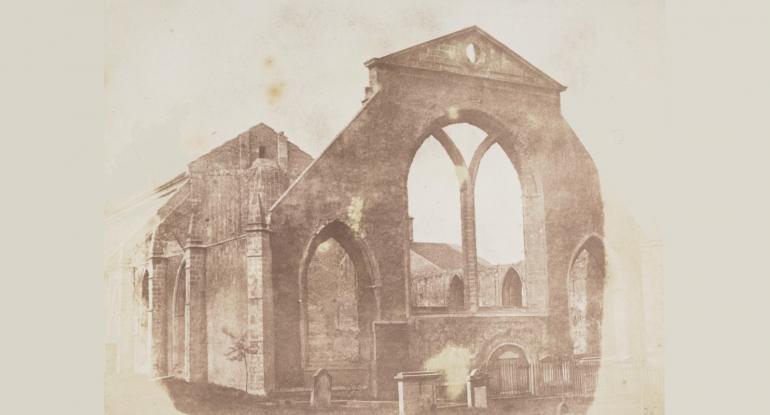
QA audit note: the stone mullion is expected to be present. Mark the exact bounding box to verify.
[460,181,479,312]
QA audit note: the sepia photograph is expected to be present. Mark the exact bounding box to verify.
[103,2,666,414]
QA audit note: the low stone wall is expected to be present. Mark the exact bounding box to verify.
[408,314,548,370]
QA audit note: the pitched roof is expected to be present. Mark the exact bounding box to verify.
[366,26,565,91]
[104,122,312,262]
[410,242,493,271]
[409,249,445,274]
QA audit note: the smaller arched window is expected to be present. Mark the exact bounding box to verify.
[502,268,523,308]
[448,275,464,310]
[140,272,150,310]
[172,262,187,374]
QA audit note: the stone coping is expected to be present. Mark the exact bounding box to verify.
[393,370,442,381]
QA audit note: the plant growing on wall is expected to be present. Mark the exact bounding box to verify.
[222,328,259,391]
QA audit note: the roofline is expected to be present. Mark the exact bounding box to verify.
[269,90,383,212]
[104,189,192,265]
[104,172,189,222]
[409,249,445,273]
[365,25,566,92]
[370,61,565,93]
[365,26,480,67]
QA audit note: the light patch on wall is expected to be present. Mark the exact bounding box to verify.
[447,106,459,120]
[423,345,472,399]
[347,195,365,238]
[316,240,331,254]
[267,81,285,105]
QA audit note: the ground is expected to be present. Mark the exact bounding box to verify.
[105,375,593,415]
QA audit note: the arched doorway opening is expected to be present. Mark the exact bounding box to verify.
[502,268,523,307]
[298,220,380,389]
[486,344,531,397]
[567,236,606,357]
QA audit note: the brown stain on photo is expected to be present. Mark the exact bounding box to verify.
[267,81,285,105]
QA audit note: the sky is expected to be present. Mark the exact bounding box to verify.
[105,0,666,247]
[408,125,525,264]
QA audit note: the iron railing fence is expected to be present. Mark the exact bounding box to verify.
[433,359,652,402]
[488,358,603,399]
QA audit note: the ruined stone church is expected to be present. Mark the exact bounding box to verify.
[104,26,606,400]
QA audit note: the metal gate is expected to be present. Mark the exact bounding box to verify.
[488,358,531,396]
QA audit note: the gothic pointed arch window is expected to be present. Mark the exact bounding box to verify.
[299,220,378,386]
[502,267,523,308]
[567,237,606,357]
[448,275,464,310]
[171,261,186,375]
[140,271,150,310]
[407,134,462,246]
[474,143,524,265]
[407,120,527,313]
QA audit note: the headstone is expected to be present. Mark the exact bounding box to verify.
[310,368,332,408]
[466,368,489,409]
[394,371,442,415]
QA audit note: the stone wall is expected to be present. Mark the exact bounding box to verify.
[408,315,548,370]
[269,41,602,386]
[205,238,248,390]
[105,123,313,390]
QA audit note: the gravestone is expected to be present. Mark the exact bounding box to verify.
[310,368,332,408]
[394,371,442,415]
[466,368,489,409]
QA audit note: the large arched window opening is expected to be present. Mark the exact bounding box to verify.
[448,275,464,310]
[502,268,523,307]
[406,112,540,313]
[442,123,487,165]
[407,135,462,246]
[171,262,186,376]
[299,221,379,387]
[306,238,365,366]
[474,143,524,265]
[567,237,606,357]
